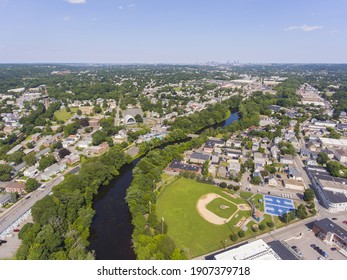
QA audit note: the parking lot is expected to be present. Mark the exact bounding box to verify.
[286,229,347,260]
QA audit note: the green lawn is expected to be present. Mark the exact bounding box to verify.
[240,191,253,200]
[250,194,264,212]
[156,178,250,258]
[206,198,238,219]
[54,108,78,122]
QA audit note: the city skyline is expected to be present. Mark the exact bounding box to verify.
[1,0,347,63]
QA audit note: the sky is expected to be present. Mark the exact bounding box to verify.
[0,0,347,63]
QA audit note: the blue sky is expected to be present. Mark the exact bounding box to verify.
[0,0,346,63]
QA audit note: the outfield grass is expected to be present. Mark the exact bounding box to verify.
[206,198,238,219]
[156,178,249,258]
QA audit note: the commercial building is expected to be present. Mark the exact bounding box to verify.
[189,152,210,164]
[319,138,347,149]
[312,219,347,256]
[167,160,201,174]
[213,239,282,260]
[306,166,347,212]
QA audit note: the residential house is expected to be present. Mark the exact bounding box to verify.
[282,179,305,191]
[270,146,280,159]
[228,161,241,175]
[267,174,278,187]
[280,155,294,165]
[41,163,66,180]
[305,159,318,166]
[253,152,268,169]
[87,142,109,155]
[288,166,302,181]
[24,166,39,178]
[210,153,220,164]
[224,148,242,159]
[217,166,228,178]
[6,144,23,155]
[334,149,347,163]
[65,153,80,165]
[5,181,26,195]
[89,118,101,128]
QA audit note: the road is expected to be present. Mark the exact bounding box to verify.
[0,165,80,237]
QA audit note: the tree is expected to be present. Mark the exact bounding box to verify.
[326,161,341,177]
[317,152,329,165]
[303,189,315,202]
[238,230,245,238]
[230,234,238,241]
[7,150,24,164]
[76,109,82,116]
[94,105,102,114]
[25,178,40,193]
[259,223,266,231]
[219,182,227,188]
[38,155,56,171]
[201,160,209,177]
[58,148,71,159]
[280,211,295,223]
[23,153,37,167]
[92,130,108,146]
[267,221,274,228]
[134,114,143,123]
[0,164,13,181]
[9,192,19,203]
[79,118,89,127]
[233,185,240,191]
[66,107,71,112]
[296,204,308,219]
[252,176,262,185]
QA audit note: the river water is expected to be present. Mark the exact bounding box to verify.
[88,112,239,260]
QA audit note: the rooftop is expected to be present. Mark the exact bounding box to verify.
[314,218,347,240]
[214,239,281,260]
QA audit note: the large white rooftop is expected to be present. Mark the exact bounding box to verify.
[214,239,282,260]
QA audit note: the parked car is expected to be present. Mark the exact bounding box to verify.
[13,228,20,232]
[332,217,337,220]
[343,220,347,225]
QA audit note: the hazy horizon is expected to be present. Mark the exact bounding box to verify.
[1,0,347,64]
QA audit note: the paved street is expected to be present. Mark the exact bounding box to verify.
[0,165,80,237]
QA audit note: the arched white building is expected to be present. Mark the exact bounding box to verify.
[123,115,136,125]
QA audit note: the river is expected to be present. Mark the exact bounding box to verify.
[88,111,239,260]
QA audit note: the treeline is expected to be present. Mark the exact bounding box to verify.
[16,145,132,260]
[169,103,229,133]
[126,136,207,259]
[138,129,188,155]
[330,87,347,118]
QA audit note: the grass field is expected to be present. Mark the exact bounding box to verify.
[156,177,251,258]
[206,198,238,219]
[54,108,78,122]
[250,194,264,212]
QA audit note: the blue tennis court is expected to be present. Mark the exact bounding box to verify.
[264,195,295,216]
